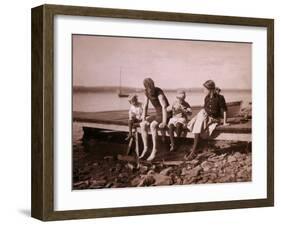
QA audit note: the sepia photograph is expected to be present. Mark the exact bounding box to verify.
[72,34,252,190]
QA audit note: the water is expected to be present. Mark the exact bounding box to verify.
[73,90,251,113]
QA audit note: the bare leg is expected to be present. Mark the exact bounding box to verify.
[125,119,133,140]
[168,124,176,151]
[139,121,149,159]
[147,121,159,161]
[175,123,183,137]
[185,133,200,160]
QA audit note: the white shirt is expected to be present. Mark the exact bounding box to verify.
[129,102,143,120]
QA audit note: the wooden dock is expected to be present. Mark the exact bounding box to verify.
[73,101,252,142]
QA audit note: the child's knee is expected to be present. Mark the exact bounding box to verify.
[150,121,158,130]
[176,123,183,129]
[168,124,175,130]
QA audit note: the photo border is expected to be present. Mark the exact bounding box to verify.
[31,4,274,221]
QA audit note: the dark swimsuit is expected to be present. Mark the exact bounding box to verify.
[145,87,171,123]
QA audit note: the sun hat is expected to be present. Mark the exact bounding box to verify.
[203,80,216,90]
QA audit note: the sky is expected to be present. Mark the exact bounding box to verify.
[72,35,252,90]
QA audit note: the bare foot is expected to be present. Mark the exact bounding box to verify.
[147,149,157,161]
[139,147,148,159]
[125,134,133,141]
[184,150,196,161]
[169,144,176,152]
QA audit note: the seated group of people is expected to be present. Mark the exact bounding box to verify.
[126,78,228,161]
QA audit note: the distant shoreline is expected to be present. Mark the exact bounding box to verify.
[73,86,251,93]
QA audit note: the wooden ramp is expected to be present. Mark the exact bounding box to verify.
[73,101,251,142]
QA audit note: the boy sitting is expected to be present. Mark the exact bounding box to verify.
[125,94,143,141]
[167,90,192,151]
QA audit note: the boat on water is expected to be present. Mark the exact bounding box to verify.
[73,100,252,142]
[118,67,129,98]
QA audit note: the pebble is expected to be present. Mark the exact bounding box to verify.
[227,155,237,163]
[201,161,214,172]
[159,167,173,176]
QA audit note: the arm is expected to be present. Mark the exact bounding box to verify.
[184,102,192,116]
[142,96,149,121]
[223,111,229,125]
[220,96,228,125]
[166,105,173,112]
[186,107,192,116]
[158,94,168,128]
[129,108,133,120]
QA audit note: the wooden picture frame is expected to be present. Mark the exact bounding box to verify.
[31,4,274,221]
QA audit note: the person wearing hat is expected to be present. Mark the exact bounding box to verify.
[167,90,192,151]
[126,94,143,141]
[185,80,228,160]
[139,78,171,161]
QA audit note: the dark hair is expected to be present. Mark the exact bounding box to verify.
[215,87,221,93]
[143,78,155,90]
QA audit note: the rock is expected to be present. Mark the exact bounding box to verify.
[137,175,155,186]
[162,161,184,166]
[153,174,173,186]
[105,182,113,188]
[117,154,135,162]
[131,176,142,186]
[214,141,232,149]
[126,163,134,171]
[150,164,156,170]
[237,169,249,178]
[196,152,213,161]
[208,153,227,162]
[189,165,202,177]
[227,155,237,163]
[89,179,106,187]
[159,167,173,176]
[201,161,214,172]
[182,165,201,179]
[214,161,223,168]
[73,180,89,187]
[104,155,114,160]
[245,157,252,166]
[183,176,196,184]
[181,167,189,176]
[186,159,199,166]
[147,169,155,175]
[93,162,99,167]
[138,164,148,174]
[217,175,233,183]
[233,152,243,160]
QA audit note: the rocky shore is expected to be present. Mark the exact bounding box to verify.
[73,140,251,189]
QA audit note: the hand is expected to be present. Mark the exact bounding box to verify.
[159,122,166,129]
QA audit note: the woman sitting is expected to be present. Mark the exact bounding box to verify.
[185,80,228,160]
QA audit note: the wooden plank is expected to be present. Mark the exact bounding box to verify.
[74,111,251,134]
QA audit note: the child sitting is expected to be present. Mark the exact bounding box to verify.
[167,90,192,151]
[125,94,143,141]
